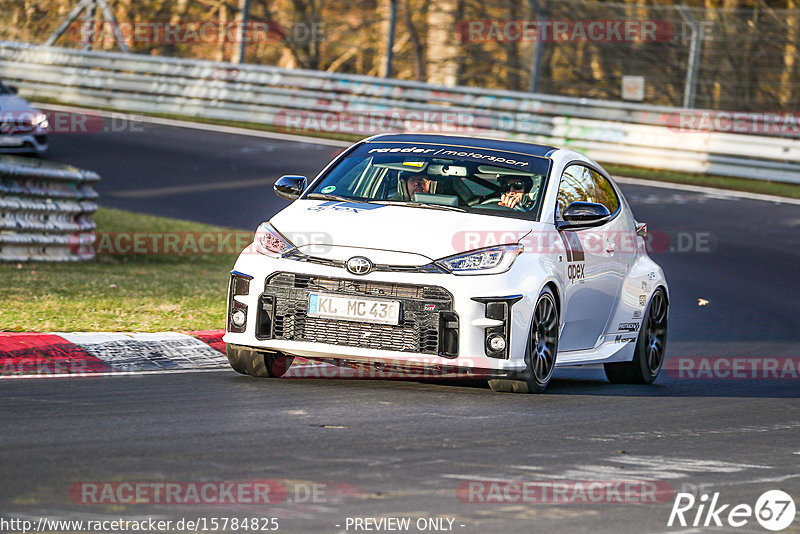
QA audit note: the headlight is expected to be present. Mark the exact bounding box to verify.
[436,244,523,275]
[33,112,48,129]
[253,222,295,257]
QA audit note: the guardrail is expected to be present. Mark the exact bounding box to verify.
[0,155,98,262]
[1,40,799,184]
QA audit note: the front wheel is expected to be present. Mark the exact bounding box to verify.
[488,287,559,394]
[604,288,668,384]
[225,343,294,378]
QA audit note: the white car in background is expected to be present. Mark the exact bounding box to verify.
[224,134,669,393]
[0,81,48,154]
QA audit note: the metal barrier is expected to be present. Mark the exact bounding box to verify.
[1,40,799,184]
[0,155,98,262]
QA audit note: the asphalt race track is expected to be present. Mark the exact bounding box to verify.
[1,118,798,533]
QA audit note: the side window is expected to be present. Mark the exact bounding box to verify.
[556,165,595,220]
[590,169,620,214]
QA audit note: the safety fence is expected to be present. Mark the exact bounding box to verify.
[0,155,98,262]
[1,41,799,184]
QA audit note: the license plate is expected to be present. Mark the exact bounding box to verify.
[307,293,401,325]
[0,136,24,146]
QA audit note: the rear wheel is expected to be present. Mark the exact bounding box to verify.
[604,288,668,384]
[488,287,559,394]
[225,343,294,378]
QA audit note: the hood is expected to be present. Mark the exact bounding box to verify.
[0,95,40,114]
[270,199,538,263]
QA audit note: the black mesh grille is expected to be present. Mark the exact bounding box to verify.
[259,272,453,355]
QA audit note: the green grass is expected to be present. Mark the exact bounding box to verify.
[0,208,240,332]
[32,95,800,199]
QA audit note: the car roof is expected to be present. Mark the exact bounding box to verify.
[364,133,557,158]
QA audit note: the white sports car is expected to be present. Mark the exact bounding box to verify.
[0,81,48,154]
[223,134,668,393]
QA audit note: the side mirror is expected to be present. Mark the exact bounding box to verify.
[557,201,611,230]
[274,175,307,201]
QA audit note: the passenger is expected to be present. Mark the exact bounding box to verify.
[498,176,535,211]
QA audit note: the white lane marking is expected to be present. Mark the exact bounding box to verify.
[616,176,800,205]
[505,465,545,472]
[109,177,281,199]
[442,474,526,482]
[612,456,768,472]
[570,421,800,442]
[556,456,767,481]
[35,102,351,147]
[642,529,705,534]
[715,472,800,487]
[443,456,769,483]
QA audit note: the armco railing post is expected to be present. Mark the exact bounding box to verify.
[80,0,96,50]
[384,0,398,78]
[678,5,702,109]
[527,0,546,93]
[234,0,251,64]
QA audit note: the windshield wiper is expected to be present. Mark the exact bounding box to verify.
[375,200,466,212]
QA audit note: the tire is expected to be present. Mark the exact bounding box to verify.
[604,287,668,384]
[225,343,294,378]
[488,287,559,394]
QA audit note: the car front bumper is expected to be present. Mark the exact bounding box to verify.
[0,132,48,154]
[221,251,537,375]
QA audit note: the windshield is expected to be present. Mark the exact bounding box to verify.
[306,142,551,220]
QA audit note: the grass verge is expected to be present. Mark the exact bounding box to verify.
[33,96,800,199]
[0,207,238,332]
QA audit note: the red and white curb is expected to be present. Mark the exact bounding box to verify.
[0,331,469,380]
[0,330,230,378]
[0,330,331,380]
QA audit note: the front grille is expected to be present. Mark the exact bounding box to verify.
[284,251,446,273]
[258,272,455,355]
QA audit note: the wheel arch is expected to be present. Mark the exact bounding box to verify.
[542,280,561,319]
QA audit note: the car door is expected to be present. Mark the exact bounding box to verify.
[556,164,624,352]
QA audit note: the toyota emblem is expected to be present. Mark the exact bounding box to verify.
[346,256,373,275]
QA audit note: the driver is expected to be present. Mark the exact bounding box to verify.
[498,175,535,211]
[395,173,433,201]
[406,175,432,199]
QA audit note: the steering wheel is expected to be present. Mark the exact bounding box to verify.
[467,193,501,207]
